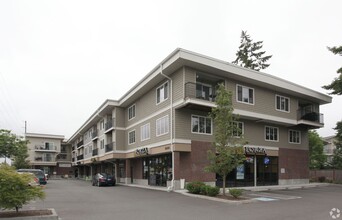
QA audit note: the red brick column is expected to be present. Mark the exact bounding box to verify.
[174,152,180,180]
[125,159,131,178]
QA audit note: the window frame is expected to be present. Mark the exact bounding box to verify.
[289,130,301,144]
[265,126,279,142]
[156,81,169,104]
[275,94,290,113]
[236,84,255,105]
[141,123,150,141]
[232,121,244,138]
[156,115,169,137]
[128,130,136,145]
[128,104,136,120]
[191,115,212,135]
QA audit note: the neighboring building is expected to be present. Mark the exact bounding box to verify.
[25,133,73,176]
[68,48,332,189]
[323,136,336,163]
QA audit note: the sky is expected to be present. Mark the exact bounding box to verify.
[0,0,341,140]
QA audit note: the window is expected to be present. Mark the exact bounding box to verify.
[233,121,244,137]
[128,130,136,144]
[289,130,301,144]
[156,82,169,104]
[191,115,212,134]
[276,95,290,112]
[156,115,169,136]
[237,85,254,104]
[128,104,136,120]
[196,83,213,101]
[265,126,279,142]
[100,140,104,149]
[100,120,104,130]
[141,123,150,141]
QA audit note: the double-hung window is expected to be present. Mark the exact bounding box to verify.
[232,121,244,137]
[276,95,290,112]
[156,82,169,104]
[265,126,279,142]
[191,115,212,134]
[128,130,136,145]
[289,130,301,144]
[237,85,254,104]
[156,115,169,136]
[141,123,150,141]
[100,140,104,149]
[128,104,136,120]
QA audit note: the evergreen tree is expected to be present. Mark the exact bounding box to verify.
[205,84,246,196]
[332,121,342,169]
[232,30,272,71]
[323,45,342,95]
[308,130,326,169]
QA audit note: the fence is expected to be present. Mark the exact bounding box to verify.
[310,169,342,183]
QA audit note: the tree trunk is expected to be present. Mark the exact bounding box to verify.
[222,174,226,196]
[15,206,19,213]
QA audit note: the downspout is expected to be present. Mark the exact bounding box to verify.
[160,64,175,190]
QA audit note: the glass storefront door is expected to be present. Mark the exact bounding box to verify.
[143,154,172,187]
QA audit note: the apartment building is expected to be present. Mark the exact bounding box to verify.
[68,48,332,189]
[26,133,73,176]
[323,136,336,163]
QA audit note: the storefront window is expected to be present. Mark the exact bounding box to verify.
[142,154,172,187]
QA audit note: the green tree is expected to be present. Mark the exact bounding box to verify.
[205,84,246,196]
[322,45,342,95]
[0,129,30,168]
[0,164,45,212]
[232,30,272,71]
[308,130,326,169]
[332,121,342,169]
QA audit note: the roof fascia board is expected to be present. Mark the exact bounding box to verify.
[25,133,65,139]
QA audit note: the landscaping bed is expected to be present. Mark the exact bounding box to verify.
[0,209,52,218]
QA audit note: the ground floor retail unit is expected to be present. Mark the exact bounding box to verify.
[74,141,309,189]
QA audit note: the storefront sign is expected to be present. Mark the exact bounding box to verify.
[135,147,149,156]
[59,163,71,168]
[244,146,266,155]
[236,164,245,180]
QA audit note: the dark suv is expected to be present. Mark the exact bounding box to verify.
[17,169,47,185]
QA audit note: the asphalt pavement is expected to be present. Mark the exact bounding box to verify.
[26,180,342,220]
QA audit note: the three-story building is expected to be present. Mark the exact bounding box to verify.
[68,48,332,189]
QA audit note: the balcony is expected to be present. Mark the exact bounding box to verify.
[34,145,57,152]
[297,108,324,128]
[34,156,55,162]
[105,142,115,153]
[77,154,84,160]
[77,140,84,148]
[72,158,75,162]
[92,129,98,141]
[104,119,115,133]
[92,148,98,156]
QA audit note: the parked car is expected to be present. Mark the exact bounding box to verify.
[92,173,116,187]
[18,172,40,187]
[17,169,47,185]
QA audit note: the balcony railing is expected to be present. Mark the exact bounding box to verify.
[105,119,115,131]
[92,129,98,139]
[35,156,55,162]
[105,142,115,153]
[92,148,98,156]
[77,140,84,148]
[297,109,324,124]
[72,158,75,162]
[77,154,84,160]
[34,145,57,151]
[184,82,217,102]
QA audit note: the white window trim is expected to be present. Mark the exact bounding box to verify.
[233,121,244,138]
[141,123,150,142]
[156,115,169,137]
[265,126,279,142]
[289,130,301,144]
[275,94,290,113]
[128,129,136,145]
[191,114,212,135]
[128,104,136,121]
[236,84,255,105]
[156,81,169,105]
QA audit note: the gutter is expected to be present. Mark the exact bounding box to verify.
[159,63,175,190]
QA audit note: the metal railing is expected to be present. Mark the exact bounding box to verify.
[77,140,84,148]
[35,156,55,162]
[184,82,217,102]
[92,148,98,156]
[105,142,115,153]
[297,109,324,124]
[34,145,56,151]
[92,129,98,139]
[77,154,84,160]
[105,119,115,131]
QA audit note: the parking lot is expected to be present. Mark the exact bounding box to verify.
[26,180,342,220]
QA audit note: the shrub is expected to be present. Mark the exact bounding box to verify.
[318,176,326,183]
[229,188,243,198]
[199,185,211,195]
[0,164,45,212]
[186,181,205,194]
[206,186,220,197]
